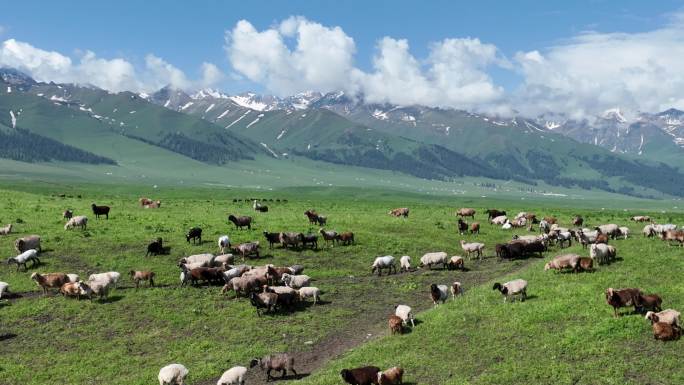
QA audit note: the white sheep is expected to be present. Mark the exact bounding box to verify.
[222,267,244,283]
[180,253,215,266]
[218,235,231,254]
[643,224,656,237]
[88,271,120,288]
[460,240,485,260]
[64,215,88,230]
[492,279,528,302]
[399,255,411,272]
[66,273,80,283]
[394,304,415,327]
[491,215,507,225]
[501,221,512,230]
[87,277,113,301]
[419,252,448,269]
[217,366,247,385]
[618,226,630,239]
[0,223,12,235]
[590,243,615,265]
[158,363,189,385]
[596,224,619,238]
[0,281,9,299]
[297,287,321,304]
[281,273,311,289]
[645,309,681,328]
[7,249,40,271]
[371,256,396,276]
[654,224,677,233]
[555,231,573,248]
[213,254,235,267]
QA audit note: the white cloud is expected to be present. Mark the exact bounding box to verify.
[0,38,223,93]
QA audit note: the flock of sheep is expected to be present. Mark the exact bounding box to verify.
[1,199,683,385]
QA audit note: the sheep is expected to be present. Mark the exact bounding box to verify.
[15,235,41,253]
[288,264,305,275]
[554,231,573,248]
[129,270,155,288]
[419,251,448,269]
[388,314,403,334]
[60,281,91,299]
[457,218,468,235]
[66,273,80,283]
[86,279,112,301]
[336,231,355,245]
[456,208,476,219]
[643,224,656,237]
[389,207,409,217]
[378,367,404,385]
[222,276,259,297]
[217,366,248,385]
[250,353,297,381]
[185,267,225,286]
[631,215,651,222]
[578,229,598,248]
[605,287,642,317]
[88,272,121,288]
[572,215,584,226]
[491,215,508,225]
[653,322,681,341]
[222,267,246,284]
[301,233,319,249]
[319,229,338,246]
[281,273,311,289]
[590,243,616,265]
[618,226,630,239]
[297,286,321,304]
[280,232,303,249]
[451,281,464,298]
[91,203,110,219]
[486,209,506,221]
[470,222,480,234]
[645,309,681,328]
[460,240,485,260]
[447,256,464,271]
[63,209,73,220]
[218,235,231,254]
[64,215,88,230]
[7,249,40,271]
[304,209,325,225]
[595,233,609,245]
[522,240,547,257]
[213,254,235,268]
[186,227,202,244]
[501,221,512,230]
[660,230,684,246]
[576,257,594,272]
[31,272,68,294]
[232,242,260,260]
[399,255,411,272]
[492,279,528,302]
[372,256,397,276]
[595,224,620,239]
[228,215,252,230]
[653,224,678,233]
[179,253,215,267]
[340,366,381,385]
[637,293,663,313]
[263,231,282,248]
[139,197,153,207]
[539,220,550,234]
[0,281,9,299]
[0,223,12,235]
[158,364,189,385]
[394,304,415,327]
[249,291,278,316]
[430,283,449,305]
[146,237,164,256]
[544,254,580,272]
[266,265,291,284]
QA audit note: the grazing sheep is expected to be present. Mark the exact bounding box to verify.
[228,215,252,230]
[578,229,598,248]
[378,367,404,385]
[129,270,155,288]
[457,218,468,235]
[263,231,282,248]
[637,294,663,313]
[301,233,318,249]
[399,255,411,273]
[395,304,415,327]
[486,209,506,221]
[470,222,480,234]
[0,223,12,235]
[389,207,409,217]
[460,240,485,260]
[179,253,215,268]
[653,322,681,341]
[139,197,153,207]
[539,220,550,234]
[146,237,165,256]
[576,257,594,272]
[281,273,311,289]
[185,267,225,286]
[64,215,88,230]
[289,264,305,275]
[447,256,464,271]
[217,366,248,385]
[222,276,259,297]
[0,281,10,299]
[659,230,684,246]
[631,215,651,222]
[249,291,278,316]
[31,272,69,294]
[319,229,338,246]
[554,230,573,248]
[88,272,121,288]
[186,227,202,244]
[605,288,642,317]
[430,284,449,305]
[158,364,189,385]
[388,314,403,334]
[15,235,41,253]
[304,209,321,224]
[491,215,508,225]
[266,265,293,284]
[643,224,656,237]
[595,224,620,239]
[7,249,40,271]
[420,251,448,270]
[372,256,397,276]
[336,231,355,245]
[451,281,464,298]
[544,254,580,272]
[590,243,616,265]
[213,254,235,267]
[492,279,528,302]
[222,266,246,284]
[645,310,681,328]
[250,353,297,381]
[297,287,321,304]
[60,281,91,300]
[280,232,303,249]
[340,366,381,385]
[218,235,231,254]
[618,226,630,239]
[91,203,110,219]
[457,208,476,219]
[63,210,73,220]
[232,242,260,260]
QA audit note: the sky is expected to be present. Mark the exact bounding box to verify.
[1,0,684,117]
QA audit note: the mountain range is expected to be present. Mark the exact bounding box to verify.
[2,67,684,198]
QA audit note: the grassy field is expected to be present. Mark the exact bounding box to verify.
[0,183,683,385]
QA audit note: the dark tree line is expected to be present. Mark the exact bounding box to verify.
[0,128,115,164]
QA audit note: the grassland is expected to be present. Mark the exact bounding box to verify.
[0,183,683,385]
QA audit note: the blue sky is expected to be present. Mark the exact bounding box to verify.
[2,1,684,116]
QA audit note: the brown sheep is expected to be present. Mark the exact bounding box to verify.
[388,208,409,218]
[543,216,558,224]
[388,314,403,335]
[637,294,663,313]
[340,366,381,385]
[378,367,404,385]
[31,272,69,294]
[470,222,480,234]
[15,235,41,253]
[222,276,259,298]
[457,218,468,235]
[129,270,155,288]
[336,232,355,245]
[572,215,584,226]
[606,288,642,317]
[228,214,252,230]
[575,257,594,272]
[653,322,681,341]
[456,208,476,219]
[250,353,297,381]
[595,233,609,244]
[60,281,91,300]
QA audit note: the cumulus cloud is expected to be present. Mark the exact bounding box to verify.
[225,17,508,112]
[0,38,223,93]
[513,15,684,118]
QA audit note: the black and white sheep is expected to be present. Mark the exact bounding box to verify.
[492,279,528,302]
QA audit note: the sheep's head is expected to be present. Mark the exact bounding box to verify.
[492,283,502,291]
[543,262,552,271]
[249,358,260,368]
[30,272,38,280]
[6,257,14,264]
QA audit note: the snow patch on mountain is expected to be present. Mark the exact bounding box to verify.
[216,109,230,120]
[226,111,250,128]
[230,93,268,111]
[205,103,215,114]
[180,102,194,111]
[9,110,16,128]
